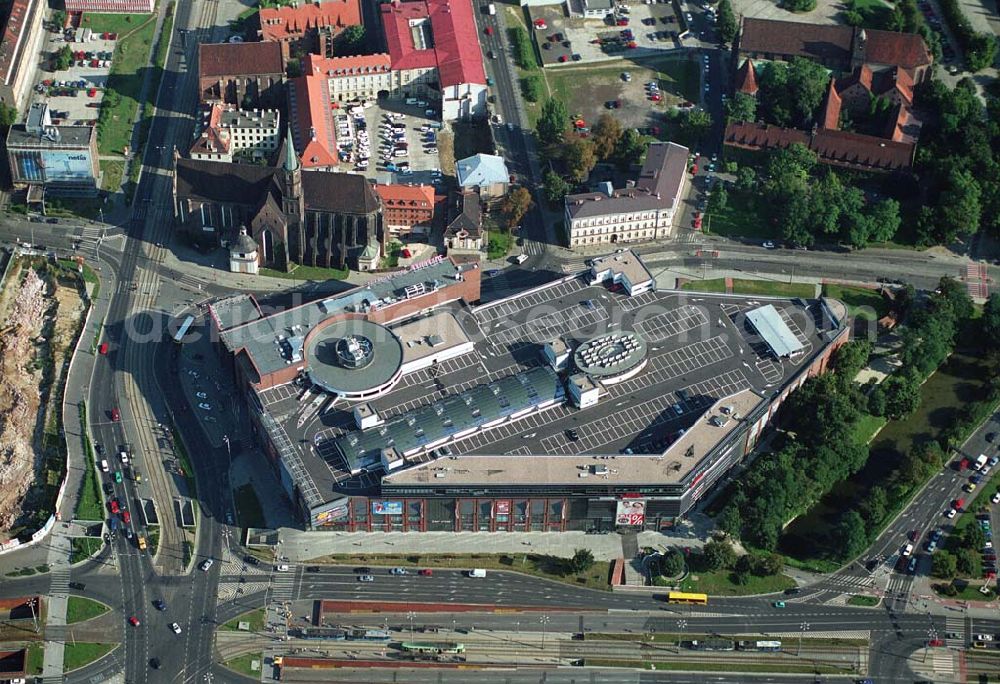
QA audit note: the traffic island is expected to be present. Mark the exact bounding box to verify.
[62,642,116,673]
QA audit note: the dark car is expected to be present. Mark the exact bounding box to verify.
[102,482,114,495]
[305,566,321,573]
[988,432,996,443]
[69,581,86,590]
[566,429,579,441]
[783,587,801,595]
[95,443,105,455]
[149,658,161,670]
[45,218,58,224]
[244,555,259,566]
[153,599,166,611]
[354,566,373,574]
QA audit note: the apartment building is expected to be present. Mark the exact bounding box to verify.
[190,103,281,163]
[0,0,45,112]
[376,183,435,236]
[564,141,689,248]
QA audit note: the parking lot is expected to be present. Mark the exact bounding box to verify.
[35,26,118,126]
[526,0,679,66]
[335,100,445,187]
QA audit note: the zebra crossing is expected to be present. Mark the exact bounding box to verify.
[271,566,297,603]
[945,616,966,648]
[50,565,71,596]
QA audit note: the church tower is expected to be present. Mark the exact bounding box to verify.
[281,124,305,265]
[850,27,868,72]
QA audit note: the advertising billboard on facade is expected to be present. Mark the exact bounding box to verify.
[494,500,511,517]
[312,497,350,526]
[615,499,646,526]
[12,149,95,183]
[371,500,403,515]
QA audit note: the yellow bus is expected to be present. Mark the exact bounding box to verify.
[666,591,708,605]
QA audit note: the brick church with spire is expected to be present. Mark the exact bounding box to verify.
[172,126,383,272]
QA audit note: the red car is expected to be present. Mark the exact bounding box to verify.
[109,500,120,514]
[418,569,433,576]
[559,55,568,62]
[128,616,140,627]
[616,18,629,26]
[927,638,943,647]
[650,94,661,102]
[122,511,131,524]
[955,498,965,509]
[99,342,109,355]
[484,26,493,35]
[111,408,120,422]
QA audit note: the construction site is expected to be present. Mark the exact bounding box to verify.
[0,251,89,543]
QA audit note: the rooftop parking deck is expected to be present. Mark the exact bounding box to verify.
[256,272,840,498]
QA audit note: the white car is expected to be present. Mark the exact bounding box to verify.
[195,392,207,399]
[975,633,994,641]
[992,491,1000,504]
[170,622,182,634]
[946,508,957,519]
[198,403,211,410]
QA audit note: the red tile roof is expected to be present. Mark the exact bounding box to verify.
[199,42,284,79]
[259,0,362,42]
[303,52,392,77]
[865,28,932,70]
[820,78,841,130]
[738,19,931,72]
[288,74,338,168]
[376,183,435,208]
[724,122,914,172]
[0,0,34,85]
[735,59,758,96]
[380,0,486,87]
[190,103,231,156]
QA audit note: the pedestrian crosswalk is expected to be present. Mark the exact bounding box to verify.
[50,565,70,596]
[945,616,965,648]
[271,566,297,603]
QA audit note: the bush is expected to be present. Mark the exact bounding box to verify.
[509,26,536,71]
[783,0,816,10]
[521,73,543,102]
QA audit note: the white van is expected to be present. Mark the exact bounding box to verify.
[120,451,129,465]
[276,564,290,572]
[468,568,487,578]
[405,97,418,105]
[515,254,529,264]
[901,543,914,557]
[100,459,109,473]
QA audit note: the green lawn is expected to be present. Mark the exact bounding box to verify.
[79,12,148,34]
[381,242,404,269]
[69,537,104,564]
[681,278,815,299]
[170,426,197,497]
[933,581,996,601]
[680,278,727,293]
[585,659,848,674]
[26,642,44,674]
[221,608,266,633]
[487,231,514,260]
[97,14,157,156]
[847,594,879,607]
[74,402,103,522]
[821,284,890,321]
[66,596,109,624]
[678,569,796,596]
[99,160,125,192]
[233,484,265,529]
[63,642,115,672]
[224,652,262,677]
[259,263,349,280]
[311,552,613,591]
[850,413,887,446]
[701,193,775,240]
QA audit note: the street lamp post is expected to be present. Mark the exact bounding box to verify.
[539,614,550,651]
[798,622,810,657]
[29,598,39,633]
[407,611,416,640]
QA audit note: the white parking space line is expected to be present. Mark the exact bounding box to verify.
[619,290,673,312]
[493,306,609,347]
[605,336,734,398]
[396,352,481,388]
[476,279,587,323]
[635,305,708,341]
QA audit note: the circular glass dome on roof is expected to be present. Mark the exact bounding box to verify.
[305,319,403,398]
[573,331,648,381]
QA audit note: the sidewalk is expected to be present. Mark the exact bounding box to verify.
[274,528,708,564]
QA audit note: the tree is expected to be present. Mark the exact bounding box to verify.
[662,549,685,577]
[55,45,73,71]
[537,97,569,150]
[931,550,957,579]
[982,293,1000,344]
[702,539,737,571]
[568,548,595,573]
[521,74,544,103]
[716,0,738,43]
[861,485,888,527]
[716,505,742,538]
[833,511,868,561]
[612,128,647,169]
[881,375,921,419]
[0,104,17,126]
[501,187,534,229]
[783,0,816,10]
[867,386,887,417]
[757,58,829,128]
[726,92,757,124]
[680,109,713,146]
[735,166,757,194]
[332,25,365,56]
[563,137,597,183]
[706,185,728,214]
[963,522,986,551]
[591,114,623,160]
[542,169,571,204]
[831,340,872,381]
[52,10,67,29]
[863,198,901,245]
[955,547,979,577]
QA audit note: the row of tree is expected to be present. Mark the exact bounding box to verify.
[936,0,998,72]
